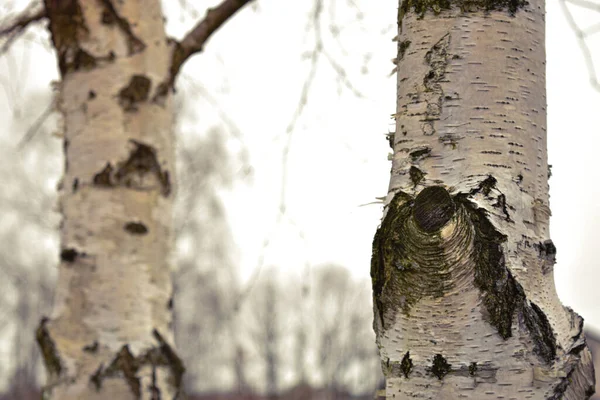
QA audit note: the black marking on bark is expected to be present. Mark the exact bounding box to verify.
[107,346,141,397]
[398,40,411,61]
[150,364,161,400]
[88,331,185,396]
[534,239,557,275]
[36,317,62,377]
[64,139,70,172]
[471,175,497,197]
[400,351,413,378]
[386,131,394,149]
[429,354,451,380]
[90,364,103,391]
[522,301,557,362]
[119,75,151,111]
[493,193,512,222]
[72,178,79,193]
[92,142,170,196]
[83,341,99,353]
[167,297,173,310]
[101,9,116,25]
[548,164,553,179]
[115,140,171,196]
[124,221,148,235]
[468,362,477,376]
[73,49,97,71]
[409,146,431,161]
[88,90,96,100]
[534,239,556,262]
[421,33,450,136]
[413,186,455,232]
[98,0,146,54]
[60,248,79,262]
[409,166,425,187]
[93,163,114,187]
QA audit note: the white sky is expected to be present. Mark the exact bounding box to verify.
[168,1,600,328]
[1,0,599,332]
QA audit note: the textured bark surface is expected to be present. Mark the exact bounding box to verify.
[372,0,596,398]
[39,1,183,398]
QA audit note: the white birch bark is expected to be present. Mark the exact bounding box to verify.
[37,1,182,398]
[372,0,596,398]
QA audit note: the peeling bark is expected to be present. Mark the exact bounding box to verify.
[373,0,596,398]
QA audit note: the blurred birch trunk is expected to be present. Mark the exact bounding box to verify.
[371,0,596,398]
[38,1,182,398]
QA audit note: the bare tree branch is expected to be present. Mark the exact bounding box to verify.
[561,0,600,92]
[0,2,46,55]
[17,97,54,149]
[160,0,254,94]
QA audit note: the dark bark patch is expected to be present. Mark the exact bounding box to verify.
[88,90,96,100]
[106,346,141,397]
[472,175,497,197]
[386,131,394,149]
[124,221,148,235]
[400,351,413,378]
[60,248,79,262]
[119,75,151,111]
[90,364,103,390]
[150,364,161,399]
[115,140,171,196]
[36,317,62,377]
[101,9,116,25]
[83,341,99,353]
[98,0,146,54]
[409,146,431,161]
[152,329,185,389]
[92,142,170,196]
[72,178,79,192]
[493,193,512,222]
[468,362,477,376]
[88,332,184,396]
[413,186,455,232]
[398,40,411,61]
[429,354,451,380]
[371,190,453,328]
[44,0,91,76]
[399,0,528,21]
[93,163,114,187]
[522,301,557,362]
[534,239,556,262]
[73,49,97,71]
[458,197,517,339]
[409,166,425,187]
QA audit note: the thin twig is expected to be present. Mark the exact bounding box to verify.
[0,2,46,56]
[17,98,54,150]
[561,0,600,92]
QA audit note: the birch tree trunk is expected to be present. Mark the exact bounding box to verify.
[372,0,596,398]
[17,0,251,398]
[37,1,182,398]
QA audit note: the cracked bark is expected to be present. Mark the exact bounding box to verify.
[372,0,595,398]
